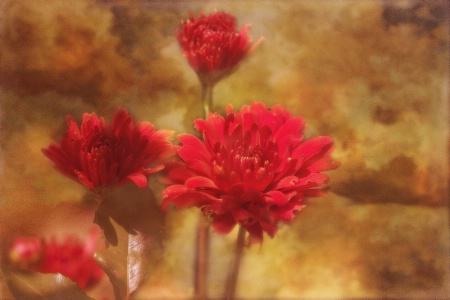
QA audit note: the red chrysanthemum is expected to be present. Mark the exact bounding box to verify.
[9,229,105,290]
[162,102,339,244]
[177,11,263,85]
[42,107,174,192]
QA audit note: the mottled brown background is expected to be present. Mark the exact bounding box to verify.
[0,0,449,299]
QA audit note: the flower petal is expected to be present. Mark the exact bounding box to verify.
[75,170,95,190]
[211,213,236,234]
[265,191,291,206]
[185,176,218,190]
[271,204,305,223]
[178,134,211,163]
[245,222,263,244]
[162,186,220,211]
[125,172,148,188]
[295,172,329,189]
[274,176,300,190]
[293,136,334,163]
[307,155,340,172]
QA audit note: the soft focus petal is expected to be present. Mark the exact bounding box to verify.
[8,229,105,290]
[9,238,42,269]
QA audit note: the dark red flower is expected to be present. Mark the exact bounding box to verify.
[177,11,263,85]
[42,107,174,192]
[9,229,104,290]
[162,102,339,244]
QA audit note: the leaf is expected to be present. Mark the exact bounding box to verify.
[93,182,165,299]
[2,266,92,300]
[0,266,14,299]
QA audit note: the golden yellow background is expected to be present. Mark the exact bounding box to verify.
[0,0,448,299]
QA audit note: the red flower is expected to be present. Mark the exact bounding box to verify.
[42,107,174,192]
[162,102,339,244]
[9,229,105,290]
[177,11,263,85]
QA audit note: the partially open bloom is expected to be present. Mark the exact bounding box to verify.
[163,102,339,243]
[177,11,263,85]
[42,107,174,192]
[9,229,104,290]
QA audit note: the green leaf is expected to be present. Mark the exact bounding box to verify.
[93,183,165,299]
[2,267,92,300]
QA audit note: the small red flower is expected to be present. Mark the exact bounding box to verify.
[177,11,263,85]
[9,229,104,290]
[162,102,339,243]
[42,107,174,192]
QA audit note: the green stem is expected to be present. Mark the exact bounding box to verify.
[224,226,246,300]
[201,82,214,117]
[194,81,214,300]
[92,192,129,300]
[194,216,210,300]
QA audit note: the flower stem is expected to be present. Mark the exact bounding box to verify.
[194,216,210,300]
[193,81,215,300]
[201,81,214,117]
[225,226,246,300]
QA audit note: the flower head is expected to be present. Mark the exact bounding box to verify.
[177,11,263,85]
[163,102,339,244]
[9,229,104,290]
[42,107,174,192]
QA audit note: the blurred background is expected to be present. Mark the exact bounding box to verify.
[0,0,448,299]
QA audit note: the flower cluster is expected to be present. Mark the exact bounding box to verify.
[163,102,338,243]
[177,11,262,85]
[31,9,339,298]
[42,107,174,192]
[9,229,104,290]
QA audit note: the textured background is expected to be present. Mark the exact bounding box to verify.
[0,0,449,298]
